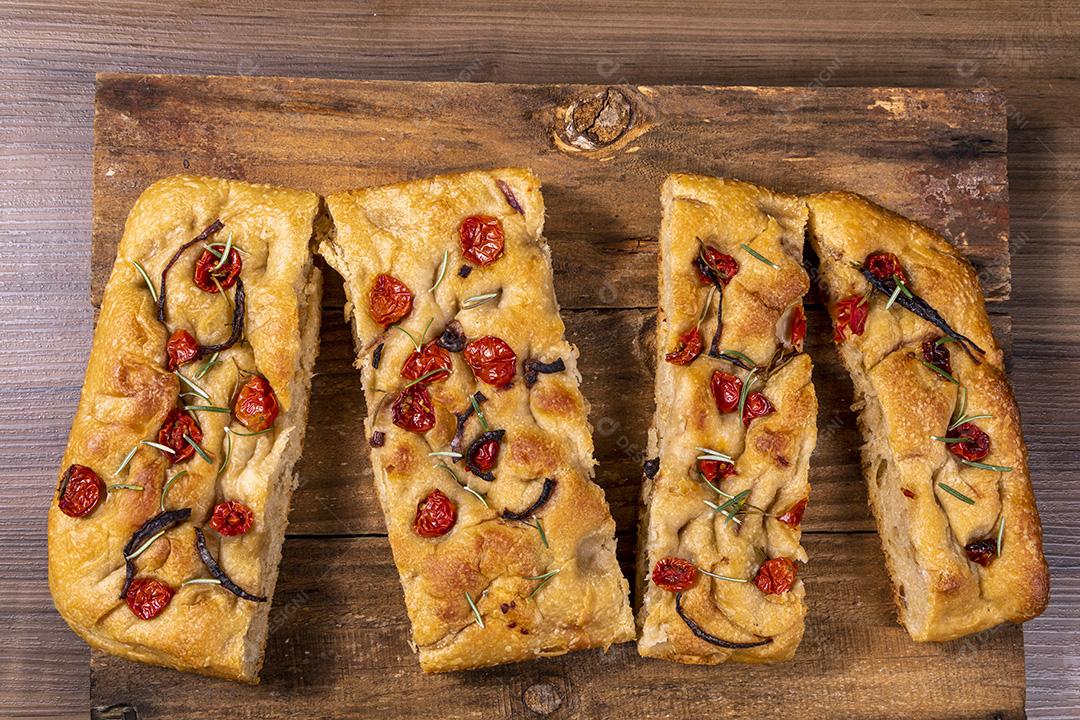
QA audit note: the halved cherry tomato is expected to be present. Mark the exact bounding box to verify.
[468,436,501,473]
[166,329,200,371]
[665,327,703,365]
[459,215,505,266]
[696,246,739,286]
[369,273,413,327]
[209,500,255,536]
[742,392,774,426]
[699,458,736,484]
[711,371,742,414]
[126,578,175,619]
[965,538,998,567]
[401,341,452,384]
[652,557,697,592]
[414,489,457,537]
[233,375,279,433]
[57,464,104,518]
[777,498,808,527]
[392,385,436,433]
[464,336,517,388]
[789,306,807,351]
[158,408,202,464]
[833,294,869,343]
[864,251,909,284]
[948,422,991,462]
[193,246,242,293]
[753,557,797,595]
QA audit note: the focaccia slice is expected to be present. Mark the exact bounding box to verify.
[807,191,1048,641]
[638,175,817,664]
[48,175,322,681]
[319,168,634,672]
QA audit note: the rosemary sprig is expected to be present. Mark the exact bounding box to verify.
[707,488,751,525]
[960,459,1013,473]
[949,385,968,427]
[108,483,144,491]
[129,260,158,302]
[211,232,234,272]
[740,242,780,269]
[194,351,220,380]
[920,360,959,384]
[430,249,449,292]
[183,434,213,464]
[181,577,223,587]
[429,450,463,459]
[996,516,1006,556]
[211,275,233,308]
[461,484,489,508]
[218,428,233,480]
[695,447,734,463]
[696,287,716,327]
[471,394,490,432]
[392,317,433,352]
[938,482,976,505]
[227,426,273,437]
[526,568,561,599]
[532,518,549,547]
[736,368,758,421]
[936,336,961,346]
[465,591,485,628]
[949,413,994,431]
[125,528,167,561]
[718,349,756,368]
[885,283,903,310]
[929,435,969,444]
[698,568,750,583]
[175,370,211,400]
[160,470,187,512]
[201,242,223,259]
[184,405,230,413]
[462,291,500,309]
[141,440,176,455]
[114,440,175,477]
[403,369,444,388]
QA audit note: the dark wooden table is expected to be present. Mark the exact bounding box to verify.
[1,3,1077,719]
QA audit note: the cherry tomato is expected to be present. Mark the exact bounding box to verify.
[193,246,242,293]
[833,294,869,343]
[126,578,175,620]
[864,251,909,284]
[401,341,452,384]
[753,557,797,595]
[414,489,457,537]
[464,336,517,388]
[369,273,413,327]
[468,436,501,473]
[209,500,255,536]
[696,246,739,286]
[158,408,202,464]
[711,371,743,414]
[964,538,998,567]
[166,329,200,371]
[392,384,436,433]
[777,498,808,527]
[789,306,807,351]
[665,327,703,365]
[459,215,505,266]
[742,392,774,426]
[922,338,952,376]
[948,422,991,462]
[652,557,698,592]
[57,464,104,518]
[699,458,736,484]
[233,375,279,433]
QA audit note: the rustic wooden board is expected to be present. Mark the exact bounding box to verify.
[89,73,1020,718]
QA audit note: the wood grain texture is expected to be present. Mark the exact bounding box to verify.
[1,3,1077,719]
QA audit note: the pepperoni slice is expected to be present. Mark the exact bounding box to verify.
[699,458,736,484]
[392,384,436,433]
[864,251,909,284]
[193,246,242,293]
[753,557,797,595]
[57,464,105,518]
[948,422,991,462]
[126,578,175,620]
[652,557,698,592]
[166,329,200,371]
[414,489,457,537]
[157,408,202,464]
[665,327,704,365]
[710,371,742,414]
[209,500,255,536]
[742,392,774,426]
[696,246,739,286]
[233,375,279,433]
[922,338,952,376]
[777,498,808,527]
[833,294,869,343]
[369,273,413,327]
[463,336,517,388]
[401,341,453,384]
[459,215,505,266]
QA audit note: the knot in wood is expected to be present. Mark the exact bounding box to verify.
[91,705,139,720]
[565,87,633,149]
[523,681,563,715]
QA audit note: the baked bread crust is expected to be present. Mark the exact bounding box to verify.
[637,175,817,663]
[319,168,634,672]
[807,191,1048,641]
[48,175,322,681]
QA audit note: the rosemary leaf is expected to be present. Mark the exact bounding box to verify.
[533,518,549,547]
[960,459,1013,473]
[217,427,233,481]
[211,232,233,272]
[194,352,220,380]
[929,435,969,444]
[465,591,485,628]
[885,282,903,310]
[175,370,211,400]
[949,413,994,431]
[184,405,230,413]
[182,577,222,587]
[698,568,749,583]
[429,450,463,459]
[160,470,187,512]
[894,274,913,299]
[403,369,445,388]
[125,528,167,561]
[430,249,449,292]
[740,242,780,269]
[108,483,144,491]
[183,433,213,464]
[462,291,501,309]
[737,368,758,421]
[938,482,976,505]
[526,568,561,599]
[718,349,757,368]
[936,336,961,346]
[128,260,158,302]
[227,426,273,437]
[462,484,489,508]
[920,360,959,385]
[112,444,140,477]
[996,516,1006,556]
[471,394,490,432]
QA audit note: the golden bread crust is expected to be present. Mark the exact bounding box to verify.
[637,175,817,663]
[807,191,1048,641]
[48,175,322,680]
[319,168,634,672]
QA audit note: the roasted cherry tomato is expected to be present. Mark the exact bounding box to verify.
[158,408,202,464]
[753,557,797,595]
[193,246,242,293]
[864,251,909,284]
[696,246,739,286]
[464,336,517,388]
[711,371,743,414]
[126,577,175,620]
[414,489,457,537]
[652,557,698,592]
[742,392,774,426]
[166,329,200,371]
[964,538,998,567]
[468,436,501,473]
[948,422,991,462]
[699,458,736,484]
[233,375,279,433]
[57,464,105,518]
[777,498,808,527]
[833,294,869,343]
[665,327,704,365]
[209,500,255,536]
[392,384,436,433]
[401,341,453,384]
[459,215,505,266]
[922,337,953,376]
[789,306,807,351]
[369,273,413,327]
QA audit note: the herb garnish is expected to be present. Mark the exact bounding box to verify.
[129,260,158,302]
[705,488,750,525]
[960,459,1013,473]
[532,518,549,547]
[736,367,758,421]
[393,317,433,353]
[465,591,485,628]
[227,426,273,437]
[740,242,780,269]
[470,394,490,431]
[429,450,463,459]
[159,470,187,512]
[175,370,211,400]
[194,527,266,602]
[403,369,445,388]
[996,517,1006,556]
[674,592,772,649]
[184,405,230,413]
[194,352,219,380]
[698,568,750,583]
[920,359,959,384]
[462,291,500,309]
[181,578,222,588]
[114,439,176,477]
[108,483,144,492]
[695,447,734,463]
[526,569,561,599]
[433,462,489,507]
[938,482,976,505]
[717,349,756,370]
[125,529,167,561]
[430,249,449,292]
[183,433,213,464]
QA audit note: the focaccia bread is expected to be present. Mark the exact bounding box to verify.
[638,175,817,664]
[319,168,634,672]
[807,191,1048,641]
[48,175,322,681]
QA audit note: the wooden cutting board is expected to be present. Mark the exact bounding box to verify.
[88,73,1021,720]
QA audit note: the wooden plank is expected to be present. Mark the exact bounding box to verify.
[90,533,1026,720]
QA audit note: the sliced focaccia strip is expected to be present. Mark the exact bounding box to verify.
[637,175,817,664]
[48,175,322,681]
[807,191,1048,641]
[319,168,634,672]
